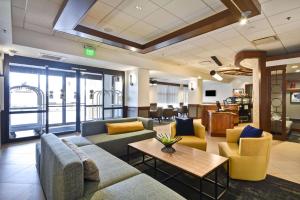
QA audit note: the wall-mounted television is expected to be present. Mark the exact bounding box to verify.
[205,90,216,96]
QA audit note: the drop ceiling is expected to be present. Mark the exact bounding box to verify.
[9,0,300,74]
[80,0,226,44]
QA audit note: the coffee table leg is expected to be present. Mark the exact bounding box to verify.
[199,178,202,200]
[215,168,218,199]
[127,146,130,162]
[226,160,230,188]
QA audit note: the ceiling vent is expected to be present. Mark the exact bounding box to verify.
[40,53,65,61]
[252,36,278,45]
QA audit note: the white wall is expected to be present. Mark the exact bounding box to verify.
[188,79,202,104]
[125,69,149,107]
[138,69,149,107]
[149,85,157,103]
[202,80,233,103]
[230,76,253,89]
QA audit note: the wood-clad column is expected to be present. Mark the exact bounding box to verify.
[235,51,270,131]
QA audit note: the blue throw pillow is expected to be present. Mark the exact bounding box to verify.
[175,118,194,136]
[239,125,263,143]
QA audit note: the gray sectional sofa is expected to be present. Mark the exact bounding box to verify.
[37,117,185,200]
[81,117,156,157]
[38,133,185,200]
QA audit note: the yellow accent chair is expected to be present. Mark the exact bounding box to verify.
[170,119,207,151]
[218,127,272,181]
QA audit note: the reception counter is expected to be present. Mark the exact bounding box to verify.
[208,110,237,137]
[201,104,239,130]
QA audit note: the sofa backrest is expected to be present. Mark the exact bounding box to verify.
[40,134,84,200]
[81,117,138,136]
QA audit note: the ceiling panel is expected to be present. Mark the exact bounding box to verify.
[85,1,114,22]
[97,9,138,34]
[163,0,213,23]
[143,8,186,32]
[80,15,99,29]
[123,21,159,36]
[100,0,124,7]
[149,0,173,7]
[12,0,27,9]
[202,0,227,13]
[262,0,300,16]
[25,0,61,29]
[118,0,159,19]
[12,6,25,27]
[267,7,300,27]
[24,21,53,35]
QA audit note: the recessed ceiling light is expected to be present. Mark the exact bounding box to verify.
[198,76,202,79]
[239,11,251,26]
[296,69,300,73]
[291,65,298,69]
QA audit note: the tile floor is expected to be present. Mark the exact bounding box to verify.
[0,125,299,200]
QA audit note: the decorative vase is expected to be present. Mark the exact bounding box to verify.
[156,136,182,153]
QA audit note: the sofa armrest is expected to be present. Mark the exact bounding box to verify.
[226,128,243,143]
[81,121,104,136]
[137,117,153,130]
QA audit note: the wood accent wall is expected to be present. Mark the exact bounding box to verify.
[188,104,202,119]
[125,106,150,118]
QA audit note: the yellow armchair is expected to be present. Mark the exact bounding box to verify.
[170,119,207,151]
[218,127,272,181]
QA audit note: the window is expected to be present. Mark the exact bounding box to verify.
[157,85,179,107]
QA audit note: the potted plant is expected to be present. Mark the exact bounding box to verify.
[156,133,182,153]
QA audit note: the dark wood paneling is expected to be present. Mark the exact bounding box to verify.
[266,51,300,61]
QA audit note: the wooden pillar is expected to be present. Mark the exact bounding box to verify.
[235,50,270,131]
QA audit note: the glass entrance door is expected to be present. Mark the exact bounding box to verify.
[9,65,46,139]
[80,72,103,122]
[48,69,76,134]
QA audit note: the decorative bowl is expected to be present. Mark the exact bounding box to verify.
[156,133,182,153]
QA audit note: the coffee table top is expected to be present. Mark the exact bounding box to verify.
[128,138,228,178]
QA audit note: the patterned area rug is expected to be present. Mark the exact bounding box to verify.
[129,158,300,200]
[288,131,300,143]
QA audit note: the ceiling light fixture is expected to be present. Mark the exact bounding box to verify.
[210,70,223,81]
[136,0,143,10]
[296,69,300,73]
[291,65,298,69]
[239,11,251,26]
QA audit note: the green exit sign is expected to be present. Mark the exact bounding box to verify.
[84,46,96,57]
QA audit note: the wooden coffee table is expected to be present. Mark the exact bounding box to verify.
[127,138,229,200]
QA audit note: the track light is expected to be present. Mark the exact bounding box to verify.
[210,70,223,81]
[239,11,251,26]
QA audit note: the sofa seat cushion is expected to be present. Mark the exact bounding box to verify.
[218,142,239,157]
[63,136,92,147]
[79,145,140,195]
[83,174,186,200]
[177,136,207,151]
[85,129,156,156]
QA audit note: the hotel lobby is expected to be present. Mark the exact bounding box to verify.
[0,0,300,199]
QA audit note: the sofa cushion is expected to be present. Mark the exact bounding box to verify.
[62,136,92,147]
[106,121,144,135]
[79,145,140,195]
[239,125,263,143]
[85,129,156,156]
[83,174,186,200]
[62,139,99,181]
[175,118,194,136]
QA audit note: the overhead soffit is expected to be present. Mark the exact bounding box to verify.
[53,0,261,54]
